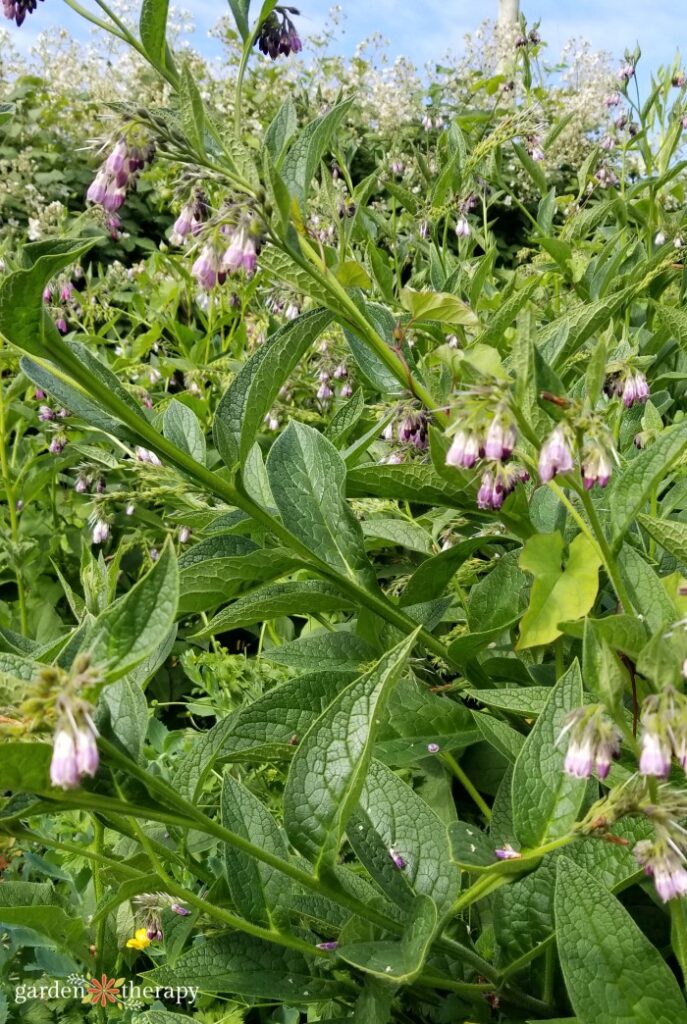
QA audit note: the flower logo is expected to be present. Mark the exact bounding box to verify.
[86,974,122,1007]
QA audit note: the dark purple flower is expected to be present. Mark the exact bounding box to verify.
[388,847,406,870]
[3,0,44,27]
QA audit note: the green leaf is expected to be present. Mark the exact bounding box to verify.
[362,518,433,554]
[178,62,205,155]
[163,399,206,465]
[145,934,341,1001]
[214,309,332,471]
[283,631,418,872]
[512,141,547,195]
[222,773,291,928]
[228,0,251,41]
[192,580,353,637]
[473,712,524,762]
[262,631,376,671]
[555,857,687,1024]
[582,619,627,709]
[263,97,298,164]
[517,533,601,649]
[99,677,148,759]
[81,540,178,683]
[325,388,365,447]
[400,288,478,327]
[0,743,52,795]
[0,905,87,956]
[511,661,586,849]
[467,686,555,717]
[0,240,98,358]
[338,894,437,984]
[401,536,506,606]
[281,99,354,207]
[347,462,473,508]
[618,544,675,631]
[266,422,374,585]
[449,551,529,661]
[637,513,687,566]
[139,0,175,75]
[609,423,687,542]
[178,543,302,614]
[347,759,460,914]
[585,336,607,406]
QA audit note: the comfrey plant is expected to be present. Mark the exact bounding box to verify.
[1,3,687,1024]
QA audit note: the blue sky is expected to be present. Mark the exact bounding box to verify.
[9,1,684,80]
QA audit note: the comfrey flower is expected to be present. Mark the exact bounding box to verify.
[92,519,109,545]
[634,839,687,902]
[388,847,406,870]
[135,446,162,467]
[581,439,614,490]
[455,217,470,238]
[484,412,517,461]
[617,62,635,82]
[50,700,99,790]
[222,224,259,276]
[605,368,650,407]
[87,136,155,215]
[2,0,44,27]
[538,424,575,482]
[446,428,481,469]
[397,411,428,450]
[192,244,225,290]
[255,6,302,59]
[558,706,621,780]
[495,843,521,860]
[476,464,523,510]
[639,689,687,777]
[170,191,208,246]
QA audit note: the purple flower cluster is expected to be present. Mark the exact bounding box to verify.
[255,7,302,59]
[639,689,687,777]
[2,0,43,27]
[170,192,209,246]
[538,424,574,482]
[605,369,650,408]
[87,137,155,214]
[634,840,687,902]
[397,411,429,450]
[446,407,525,509]
[559,707,621,780]
[50,703,99,789]
[476,464,527,511]
[191,223,261,290]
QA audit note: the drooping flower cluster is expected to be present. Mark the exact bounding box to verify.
[604,368,650,408]
[255,6,302,59]
[170,191,209,246]
[446,399,527,510]
[559,706,622,780]
[50,700,99,789]
[2,0,43,27]
[191,218,264,291]
[638,688,687,778]
[634,838,687,902]
[538,421,616,490]
[87,135,155,215]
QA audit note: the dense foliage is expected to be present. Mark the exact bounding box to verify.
[1,2,687,1023]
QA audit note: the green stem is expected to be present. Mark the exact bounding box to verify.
[577,486,635,613]
[0,377,28,634]
[442,752,492,819]
[10,826,142,878]
[128,813,327,959]
[92,817,107,987]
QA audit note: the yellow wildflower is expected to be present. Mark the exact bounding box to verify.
[126,928,151,951]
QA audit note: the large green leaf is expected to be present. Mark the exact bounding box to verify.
[139,0,176,76]
[338,894,437,984]
[0,239,97,358]
[347,462,474,507]
[214,309,332,471]
[163,399,206,465]
[400,288,478,327]
[517,533,601,649]
[511,661,585,849]
[80,541,178,682]
[555,858,687,1024]
[222,773,292,928]
[283,631,417,872]
[266,422,374,585]
[347,759,460,915]
[281,99,354,206]
[145,934,341,1001]
[609,423,687,543]
[637,513,687,566]
[192,580,353,638]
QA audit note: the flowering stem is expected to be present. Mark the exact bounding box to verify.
[8,826,142,879]
[441,752,492,819]
[0,376,28,634]
[92,817,107,986]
